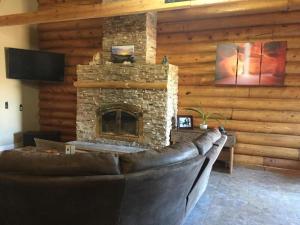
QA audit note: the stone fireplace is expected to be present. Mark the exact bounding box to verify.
[75,12,178,149]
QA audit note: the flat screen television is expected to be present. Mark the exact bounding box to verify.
[5,48,65,82]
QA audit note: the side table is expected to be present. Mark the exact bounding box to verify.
[170,129,236,174]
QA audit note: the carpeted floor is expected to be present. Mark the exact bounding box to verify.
[184,166,300,225]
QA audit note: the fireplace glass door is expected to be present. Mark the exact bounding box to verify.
[120,111,138,135]
[102,110,138,136]
[98,104,143,141]
[102,111,118,133]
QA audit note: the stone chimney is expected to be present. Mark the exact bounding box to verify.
[102,12,157,64]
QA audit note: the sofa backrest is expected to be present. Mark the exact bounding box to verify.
[120,141,199,174]
[193,129,222,155]
[0,147,206,225]
[205,135,228,164]
[0,132,223,225]
[0,150,120,176]
[119,155,206,225]
[0,173,125,225]
[185,134,227,218]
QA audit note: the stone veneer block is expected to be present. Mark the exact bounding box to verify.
[102,12,157,64]
[76,64,178,149]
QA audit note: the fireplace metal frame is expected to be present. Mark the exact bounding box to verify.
[96,104,144,143]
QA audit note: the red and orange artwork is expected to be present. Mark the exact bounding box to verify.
[215,43,238,85]
[260,41,287,86]
[215,41,287,86]
[236,42,261,85]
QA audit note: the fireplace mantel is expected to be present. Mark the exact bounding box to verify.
[74,81,167,90]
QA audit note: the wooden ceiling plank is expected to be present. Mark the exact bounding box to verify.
[0,0,258,27]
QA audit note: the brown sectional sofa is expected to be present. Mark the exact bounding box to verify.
[0,130,227,225]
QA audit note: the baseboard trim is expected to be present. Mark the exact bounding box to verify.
[235,163,300,175]
[0,143,22,151]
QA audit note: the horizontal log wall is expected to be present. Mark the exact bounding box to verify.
[157,10,300,171]
[38,1,103,141]
[38,1,300,170]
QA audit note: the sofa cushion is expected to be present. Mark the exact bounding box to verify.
[0,150,120,176]
[34,138,66,152]
[193,129,222,155]
[120,142,199,174]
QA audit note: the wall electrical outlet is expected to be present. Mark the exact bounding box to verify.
[65,145,76,155]
[5,102,8,109]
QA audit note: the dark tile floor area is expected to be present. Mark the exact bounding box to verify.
[184,166,300,225]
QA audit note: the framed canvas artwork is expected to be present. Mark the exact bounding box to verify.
[215,41,287,86]
[236,42,261,86]
[260,41,287,86]
[215,43,238,85]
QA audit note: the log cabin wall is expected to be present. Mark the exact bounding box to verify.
[38,0,103,141]
[38,1,300,171]
[157,9,300,171]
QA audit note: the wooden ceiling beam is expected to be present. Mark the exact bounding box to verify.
[159,0,290,23]
[1,0,298,27]
[38,0,103,10]
[0,0,247,27]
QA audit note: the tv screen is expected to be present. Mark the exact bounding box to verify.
[5,48,65,82]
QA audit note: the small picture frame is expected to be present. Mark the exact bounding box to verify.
[177,115,193,129]
[111,45,135,63]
